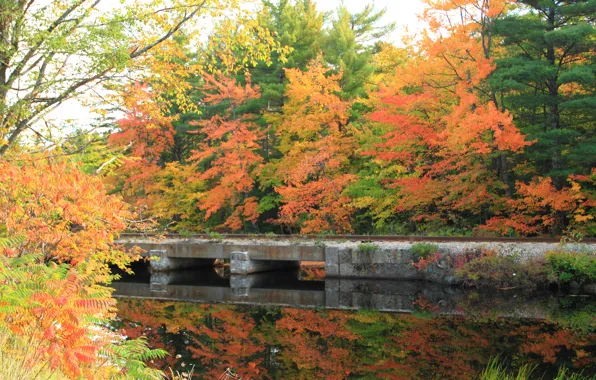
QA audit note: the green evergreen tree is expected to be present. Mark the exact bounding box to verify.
[492,0,596,186]
[323,4,395,98]
[248,0,325,114]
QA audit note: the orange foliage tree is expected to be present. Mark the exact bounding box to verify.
[108,83,176,211]
[275,308,358,378]
[363,0,532,232]
[265,59,357,233]
[187,73,263,230]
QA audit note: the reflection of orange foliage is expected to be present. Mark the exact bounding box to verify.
[519,328,589,365]
[300,265,325,280]
[412,296,441,313]
[115,299,595,379]
[276,309,357,379]
[188,307,267,378]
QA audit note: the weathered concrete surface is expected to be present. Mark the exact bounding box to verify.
[323,243,594,283]
[120,240,325,261]
[148,248,217,272]
[325,246,458,283]
[229,251,300,275]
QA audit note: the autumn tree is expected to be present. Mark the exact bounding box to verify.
[361,0,531,233]
[107,84,175,210]
[0,155,137,271]
[0,155,169,378]
[263,59,357,233]
[185,73,263,231]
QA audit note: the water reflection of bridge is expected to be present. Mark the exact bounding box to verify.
[111,266,586,318]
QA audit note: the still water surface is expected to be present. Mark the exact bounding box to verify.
[112,265,595,379]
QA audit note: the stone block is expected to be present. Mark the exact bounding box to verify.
[325,278,340,291]
[339,248,352,264]
[325,247,339,265]
[230,275,253,297]
[339,291,353,308]
[325,263,339,277]
[583,283,596,294]
[339,263,356,277]
[338,279,356,293]
[325,290,340,308]
[339,263,420,280]
[398,249,414,264]
[352,249,372,264]
[371,249,399,264]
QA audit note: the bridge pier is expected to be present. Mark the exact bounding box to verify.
[148,249,216,272]
[229,251,299,275]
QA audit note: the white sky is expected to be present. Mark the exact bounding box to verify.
[48,0,426,131]
[318,0,426,44]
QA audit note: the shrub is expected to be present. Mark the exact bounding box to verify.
[207,230,224,241]
[357,242,378,253]
[0,250,167,379]
[0,156,139,279]
[480,357,592,380]
[455,252,548,289]
[545,250,596,285]
[411,243,439,260]
[481,357,534,380]
[0,157,164,378]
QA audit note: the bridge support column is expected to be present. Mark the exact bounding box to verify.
[229,251,299,275]
[324,247,340,277]
[148,249,216,272]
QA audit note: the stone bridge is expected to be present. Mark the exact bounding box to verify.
[116,237,593,282]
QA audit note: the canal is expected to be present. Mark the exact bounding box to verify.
[112,263,596,379]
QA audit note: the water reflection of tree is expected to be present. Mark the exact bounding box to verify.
[115,299,595,379]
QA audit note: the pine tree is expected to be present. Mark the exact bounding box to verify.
[248,0,325,114]
[323,4,395,98]
[492,0,596,186]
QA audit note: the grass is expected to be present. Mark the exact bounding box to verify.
[357,242,378,253]
[481,357,594,380]
[0,333,68,380]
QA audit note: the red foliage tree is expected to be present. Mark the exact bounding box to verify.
[188,73,263,231]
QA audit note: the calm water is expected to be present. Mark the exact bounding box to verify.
[112,265,596,379]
